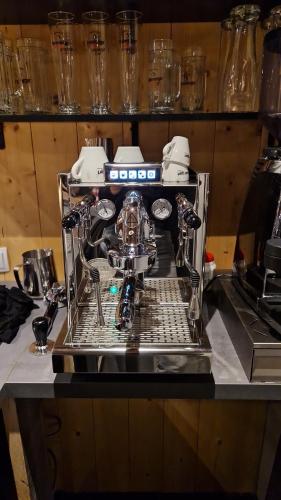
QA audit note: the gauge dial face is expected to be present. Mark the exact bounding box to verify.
[151,198,172,220]
[93,199,116,220]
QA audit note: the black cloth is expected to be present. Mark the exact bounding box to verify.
[0,285,38,344]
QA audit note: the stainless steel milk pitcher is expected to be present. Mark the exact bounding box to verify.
[14,249,57,299]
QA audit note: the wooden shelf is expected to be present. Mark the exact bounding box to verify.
[0,0,274,24]
[0,112,259,122]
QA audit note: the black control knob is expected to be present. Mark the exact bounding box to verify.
[183,207,201,230]
[32,316,49,347]
[62,210,80,230]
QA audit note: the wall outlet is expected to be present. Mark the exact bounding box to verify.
[0,247,9,272]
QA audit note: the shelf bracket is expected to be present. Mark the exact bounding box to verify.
[131,121,139,146]
[0,123,5,149]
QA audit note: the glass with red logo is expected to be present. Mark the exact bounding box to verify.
[48,11,80,114]
[82,11,110,114]
[116,10,142,113]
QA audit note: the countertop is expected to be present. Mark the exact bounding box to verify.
[1,282,281,400]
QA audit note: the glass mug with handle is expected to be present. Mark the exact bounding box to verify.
[0,35,22,113]
[148,39,181,113]
[181,47,206,112]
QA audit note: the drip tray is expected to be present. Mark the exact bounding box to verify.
[67,304,195,352]
[52,278,212,374]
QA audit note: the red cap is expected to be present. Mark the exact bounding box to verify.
[205,251,215,263]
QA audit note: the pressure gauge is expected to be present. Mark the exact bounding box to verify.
[151,198,172,220]
[93,199,116,220]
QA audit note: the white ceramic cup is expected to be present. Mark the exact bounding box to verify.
[71,146,108,182]
[114,146,144,163]
[162,136,190,182]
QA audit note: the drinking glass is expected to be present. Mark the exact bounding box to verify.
[16,38,50,113]
[82,11,110,114]
[181,47,206,111]
[148,39,181,113]
[116,10,142,114]
[222,5,260,112]
[218,19,233,111]
[48,11,80,114]
[0,35,21,113]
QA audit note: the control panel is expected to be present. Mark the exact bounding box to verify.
[104,162,162,184]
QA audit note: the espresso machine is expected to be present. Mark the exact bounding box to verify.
[50,137,211,374]
[216,26,281,381]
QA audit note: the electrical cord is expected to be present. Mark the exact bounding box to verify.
[47,448,57,490]
[44,414,62,490]
[203,272,232,293]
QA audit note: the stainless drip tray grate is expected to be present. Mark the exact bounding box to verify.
[80,277,189,306]
[65,278,199,353]
[66,305,194,351]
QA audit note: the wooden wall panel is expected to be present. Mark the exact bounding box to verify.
[93,399,129,491]
[139,122,169,161]
[169,120,216,172]
[2,399,31,500]
[196,401,267,493]
[129,399,164,491]
[0,123,42,281]
[207,119,262,268]
[31,123,78,280]
[40,399,268,495]
[163,400,199,492]
[57,399,96,492]
[76,121,131,153]
[41,399,65,491]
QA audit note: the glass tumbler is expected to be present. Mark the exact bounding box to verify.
[148,39,181,113]
[16,38,50,113]
[48,11,80,114]
[181,47,206,111]
[218,19,233,111]
[82,11,110,114]
[0,35,21,113]
[116,10,142,114]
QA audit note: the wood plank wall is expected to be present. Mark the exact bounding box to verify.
[41,399,267,494]
[0,22,266,280]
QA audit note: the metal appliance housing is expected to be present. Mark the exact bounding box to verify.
[52,164,211,374]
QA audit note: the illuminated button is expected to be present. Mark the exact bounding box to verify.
[138,170,146,180]
[110,170,118,180]
[119,170,128,180]
[147,170,156,179]
[129,170,137,180]
[109,285,119,295]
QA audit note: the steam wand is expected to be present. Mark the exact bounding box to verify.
[187,268,200,327]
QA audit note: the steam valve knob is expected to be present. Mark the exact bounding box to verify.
[32,316,49,347]
[62,210,80,230]
[183,208,201,230]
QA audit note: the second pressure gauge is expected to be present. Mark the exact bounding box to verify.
[151,198,172,220]
[93,199,116,220]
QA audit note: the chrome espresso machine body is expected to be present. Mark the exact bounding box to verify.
[52,140,211,374]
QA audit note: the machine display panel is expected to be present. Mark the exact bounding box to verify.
[104,162,162,184]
